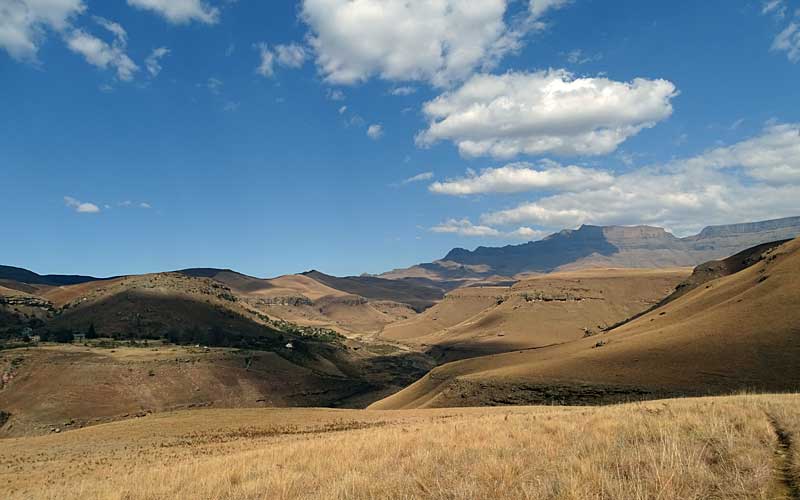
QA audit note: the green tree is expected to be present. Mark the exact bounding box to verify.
[86,322,98,339]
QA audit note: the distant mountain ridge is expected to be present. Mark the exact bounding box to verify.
[0,265,105,287]
[381,216,800,280]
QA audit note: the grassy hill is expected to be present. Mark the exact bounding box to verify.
[372,237,800,409]
[2,394,798,499]
[380,268,689,363]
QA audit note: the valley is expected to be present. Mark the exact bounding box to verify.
[1,217,800,498]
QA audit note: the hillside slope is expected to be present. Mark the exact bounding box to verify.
[372,238,800,409]
[4,395,798,499]
[302,270,447,311]
[380,269,688,363]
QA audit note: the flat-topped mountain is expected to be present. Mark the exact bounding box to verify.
[381,216,800,280]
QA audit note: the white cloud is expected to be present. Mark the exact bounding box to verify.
[402,171,434,184]
[145,46,169,77]
[255,42,308,77]
[390,86,417,96]
[367,124,383,140]
[300,0,568,87]
[417,69,678,158]
[64,196,100,213]
[479,124,800,235]
[429,218,547,240]
[772,22,800,63]
[730,118,745,130]
[65,18,138,81]
[254,42,274,77]
[0,0,86,60]
[223,101,239,112]
[508,226,548,240]
[93,16,126,42]
[275,43,307,68]
[327,89,345,101]
[564,48,601,64]
[139,202,151,209]
[528,0,570,20]
[762,0,787,18]
[126,0,219,25]
[429,161,614,195]
[680,123,800,183]
[431,218,500,237]
[199,77,223,93]
[338,105,347,114]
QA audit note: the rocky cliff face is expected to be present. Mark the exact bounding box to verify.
[384,216,800,279]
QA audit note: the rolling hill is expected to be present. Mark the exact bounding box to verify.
[371,237,800,409]
[382,216,800,280]
[0,265,105,289]
[380,268,689,363]
[0,272,437,435]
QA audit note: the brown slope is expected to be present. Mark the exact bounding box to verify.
[0,345,376,437]
[371,238,800,409]
[177,269,417,334]
[380,269,689,363]
[379,286,506,343]
[302,270,446,311]
[38,273,280,338]
[178,268,349,300]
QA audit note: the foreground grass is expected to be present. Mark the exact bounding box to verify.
[3,394,799,499]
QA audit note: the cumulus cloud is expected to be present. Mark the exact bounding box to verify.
[772,22,800,62]
[275,43,307,68]
[65,17,138,81]
[508,226,549,240]
[762,0,787,18]
[401,171,434,184]
[126,0,219,24]
[300,0,569,87]
[431,218,500,237]
[145,46,169,77]
[255,42,309,77]
[417,70,678,158]
[429,161,614,195]
[367,124,383,140]
[254,42,274,77]
[0,0,86,60]
[528,0,570,20]
[430,218,547,240]
[64,196,100,213]
[390,86,417,96]
[479,123,800,235]
[679,123,800,182]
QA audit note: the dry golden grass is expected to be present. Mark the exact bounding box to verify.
[3,394,799,499]
[379,269,688,363]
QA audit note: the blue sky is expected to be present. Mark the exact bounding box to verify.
[2,0,800,278]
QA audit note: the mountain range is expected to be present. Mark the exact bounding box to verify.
[380,216,800,280]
